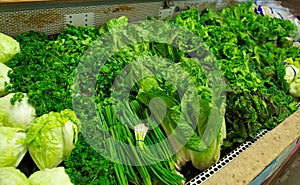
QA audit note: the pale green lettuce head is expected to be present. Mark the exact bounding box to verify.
[60,109,80,157]
[289,79,300,98]
[283,58,300,97]
[0,32,20,64]
[284,64,299,84]
[0,127,27,167]
[0,93,36,131]
[0,167,29,185]
[26,109,80,170]
[28,167,73,185]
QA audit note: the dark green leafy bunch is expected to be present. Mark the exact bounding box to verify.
[65,17,202,184]
[73,15,225,183]
[174,2,299,151]
[64,134,117,185]
[94,41,188,105]
[5,25,99,116]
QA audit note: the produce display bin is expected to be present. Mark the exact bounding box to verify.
[1,0,299,184]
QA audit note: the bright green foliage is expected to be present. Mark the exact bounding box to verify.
[5,1,300,183]
[76,16,226,171]
[28,167,73,185]
[26,109,79,170]
[5,26,99,116]
[0,32,20,63]
[99,16,129,35]
[64,133,117,185]
[130,57,226,170]
[0,167,29,185]
[0,127,27,167]
[174,2,300,151]
[5,26,118,184]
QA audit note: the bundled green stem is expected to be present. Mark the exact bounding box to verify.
[97,103,185,185]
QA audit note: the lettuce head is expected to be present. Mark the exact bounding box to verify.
[0,93,36,130]
[28,167,73,185]
[283,58,300,97]
[284,64,299,84]
[289,79,300,98]
[0,167,29,185]
[0,127,27,167]
[26,109,80,170]
[0,32,20,64]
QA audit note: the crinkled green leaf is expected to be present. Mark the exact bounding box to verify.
[26,110,79,170]
[0,127,27,167]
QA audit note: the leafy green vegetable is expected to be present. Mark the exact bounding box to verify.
[129,57,226,170]
[64,133,117,185]
[174,2,299,151]
[6,26,117,184]
[28,167,73,185]
[26,109,79,170]
[0,62,11,97]
[5,26,99,116]
[0,93,36,131]
[188,117,226,169]
[99,16,129,35]
[0,127,27,167]
[0,32,20,64]
[0,167,29,185]
[74,15,226,172]
[5,2,300,183]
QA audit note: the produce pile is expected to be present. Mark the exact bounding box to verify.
[0,1,299,185]
[174,2,300,153]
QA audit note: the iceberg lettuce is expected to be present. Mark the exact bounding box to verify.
[0,93,36,130]
[0,167,29,185]
[0,32,20,63]
[28,167,73,185]
[289,79,300,98]
[0,127,27,167]
[283,58,300,97]
[26,109,80,170]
